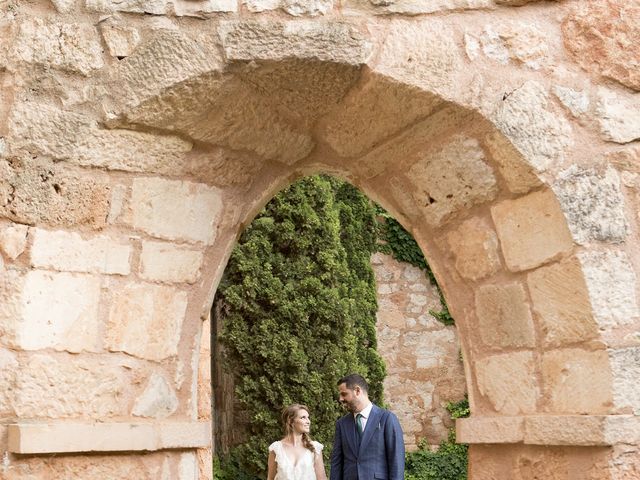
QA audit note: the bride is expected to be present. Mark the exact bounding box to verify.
[267,404,327,480]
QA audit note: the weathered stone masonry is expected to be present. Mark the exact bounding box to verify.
[1,0,639,478]
[373,252,466,451]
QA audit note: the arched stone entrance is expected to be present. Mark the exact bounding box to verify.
[1,1,639,478]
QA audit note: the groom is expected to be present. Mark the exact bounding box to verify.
[330,374,405,480]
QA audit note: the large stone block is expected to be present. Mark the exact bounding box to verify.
[374,19,461,94]
[123,74,314,165]
[377,309,406,330]
[9,102,193,175]
[50,0,76,13]
[495,0,558,6]
[402,329,456,369]
[0,348,17,418]
[8,422,211,454]
[180,148,264,189]
[553,165,628,245]
[219,20,372,65]
[321,75,442,158]
[356,105,471,179]
[31,229,131,275]
[595,88,640,144]
[464,23,549,70]
[609,347,640,415]
[0,157,111,229]
[346,0,492,15]
[1,452,158,479]
[483,131,542,194]
[132,373,179,419]
[244,0,333,16]
[100,24,141,59]
[527,258,599,347]
[578,250,639,331]
[131,177,222,245]
[233,57,362,132]
[0,222,28,260]
[524,415,618,446]
[408,135,497,227]
[0,270,101,353]
[492,81,572,173]
[111,29,317,164]
[542,349,613,414]
[475,351,539,415]
[552,85,590,118]
[106,281,188,361]
[562,0,640,91]
[12,19,103,75]
[197,318,212,421]
[470,443,612,480]
[609,444,640,480]
[114,29,222,110]
[446,216,501,281]
[457,416,525,444]
[14,354,131,418]
[88,0,237,15]
[140,241,203,284]
[491,189,574,272]
[475,282,535,349]
[179,452,198,480]
[198,447,214,480]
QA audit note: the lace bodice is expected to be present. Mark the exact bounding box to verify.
[269,440,323,480]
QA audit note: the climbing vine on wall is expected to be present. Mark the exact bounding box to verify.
[375,207,455,325]
[215,175,385,478]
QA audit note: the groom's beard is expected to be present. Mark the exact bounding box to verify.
[340,400,356,413]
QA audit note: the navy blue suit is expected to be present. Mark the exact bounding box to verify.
[330,404,405,480]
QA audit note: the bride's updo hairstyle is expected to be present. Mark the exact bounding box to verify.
[282,404,315,453]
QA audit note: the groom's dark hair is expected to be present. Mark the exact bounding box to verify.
[338,373,369,392]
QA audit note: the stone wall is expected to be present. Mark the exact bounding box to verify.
[1,0,640,478]
[373,253,466,450]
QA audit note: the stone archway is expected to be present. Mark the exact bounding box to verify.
[1,1,639,479]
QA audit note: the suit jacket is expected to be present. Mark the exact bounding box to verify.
[330,404,405,480]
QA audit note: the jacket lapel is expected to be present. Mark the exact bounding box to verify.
[358,404,381,455]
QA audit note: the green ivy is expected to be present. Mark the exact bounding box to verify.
[375,208,454,325]
[405,398,469,480]
[429,300,455,327]
[446,397,470,420]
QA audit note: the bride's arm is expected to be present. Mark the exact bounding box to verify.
[314,451,327,480]
[267,450,277,480]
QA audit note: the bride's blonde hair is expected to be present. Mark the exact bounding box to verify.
[282,404,315,453]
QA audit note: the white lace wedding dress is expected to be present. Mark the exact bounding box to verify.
[269,440,323,480]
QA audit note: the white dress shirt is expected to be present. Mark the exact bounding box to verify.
[354,402,373,432]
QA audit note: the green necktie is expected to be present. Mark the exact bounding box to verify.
[356,413,364,436]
